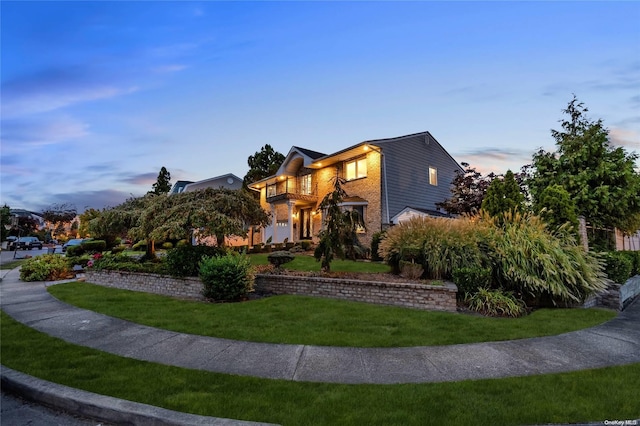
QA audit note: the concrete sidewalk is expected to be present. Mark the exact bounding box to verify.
[2,266,639,425]
[2,267,639,384]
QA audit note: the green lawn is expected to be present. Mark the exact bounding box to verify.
[1,311,638,426]
[248,252,391,273]
[48,282,616,347]
[0,258,26,270]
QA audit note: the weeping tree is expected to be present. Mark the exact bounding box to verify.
[138,188,270,248]
[314,176,366,272]
[92,188,270,258]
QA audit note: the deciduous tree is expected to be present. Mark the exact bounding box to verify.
[436,163,496,215]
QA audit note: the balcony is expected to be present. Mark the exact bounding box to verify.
[266,177,317,204]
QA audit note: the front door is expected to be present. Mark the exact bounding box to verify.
[299,208,312,240]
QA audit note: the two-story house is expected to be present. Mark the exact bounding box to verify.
[247,131,464,247]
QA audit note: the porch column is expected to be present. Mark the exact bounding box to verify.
[271,204,277,244]
[287,201,295,242]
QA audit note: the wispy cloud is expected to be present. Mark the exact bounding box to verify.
[455,147,534,174]
[1,115,89,151]
[1,67,139,118]
[609,128,640,151]
[33,189,138,212]
[152,64,188,73]
[121,172,158,186]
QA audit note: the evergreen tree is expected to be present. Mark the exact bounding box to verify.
[243,145,285,188]
[481,170,524,217]
[314,176,366,272]
[534,184,579,239]
[150,167,172,195]
[529,96,640,231]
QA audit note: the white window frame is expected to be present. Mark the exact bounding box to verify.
[345,157,367,181]
[429,167,438,186]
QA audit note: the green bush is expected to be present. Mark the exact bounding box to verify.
[65,245,85,257]
[161,242,174,250]
[199,252,253,301]
[267,251,295,268]
[452,267,492,296]
[465,288,526,318]
[370,231,385,262]
[176,239,190,247]
[132,240,147,251]
[379,216,489,279]
[20,255,71,282]
[110,245,126,255]
[485,212,607,304]
[90,253,167,274]
[618,251,640,277]
[602,252,633,284]
[300,240,312,251]
[164,244,226,277]
[65,255,91,269]
[81,240,106,253]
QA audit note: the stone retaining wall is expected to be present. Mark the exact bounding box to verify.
[254,275,458,312]
[85,270,204,300]
[85,270,458,311]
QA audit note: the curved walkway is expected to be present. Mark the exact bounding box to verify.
[2,268,639,385]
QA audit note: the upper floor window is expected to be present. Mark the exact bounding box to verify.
[345,157,367,181]
[300,174,312,195]
[266,183,277,197]
[429,167,438,186]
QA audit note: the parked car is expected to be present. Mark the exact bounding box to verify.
[62,238,86,253]
[7,236,43,251]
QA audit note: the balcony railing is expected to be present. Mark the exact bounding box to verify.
[266,178,318,203]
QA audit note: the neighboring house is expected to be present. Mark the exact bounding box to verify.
[247,131,464,246]
[169,173,246,246]
[168,174,243,194]
[169,180,194,194]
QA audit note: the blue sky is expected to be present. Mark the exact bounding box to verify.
[2,1,639,213]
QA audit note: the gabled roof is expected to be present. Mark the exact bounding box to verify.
[184,173,243,192]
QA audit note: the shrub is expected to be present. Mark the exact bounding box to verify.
[132,240,147,251]
[618,251,640,277]
[465,288,526,318]
[370,231,385,262]
[602,252,633,284]
[164,244,226,277]
[65,245,84,256]
[267,250,295,268]
[452,267,492,296]
[20,254,72,281]
[110,245,126,255]
[485,211,607,303]
[176,239,190,247]
[200,252,254,301]
[399,260,424,280]
[81,240,106,253]
[162,242,174,250]
[379,215,490,279]
[90,253,166,274]
[300,240,312,251]
[65,255,91,269]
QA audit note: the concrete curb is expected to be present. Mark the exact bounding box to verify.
[1,366,279,426]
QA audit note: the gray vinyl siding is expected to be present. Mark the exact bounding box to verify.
[376,132,463,222]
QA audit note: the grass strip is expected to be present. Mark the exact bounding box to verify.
[48,281,616,347]
[0,259,27,270]
[248,253,392,272]
[1,310,638,426]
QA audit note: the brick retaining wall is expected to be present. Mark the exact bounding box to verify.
[85,270,204,300]
[254,275,458,312]
[85,270,458,311]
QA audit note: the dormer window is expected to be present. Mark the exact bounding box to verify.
[345,157,367,181]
